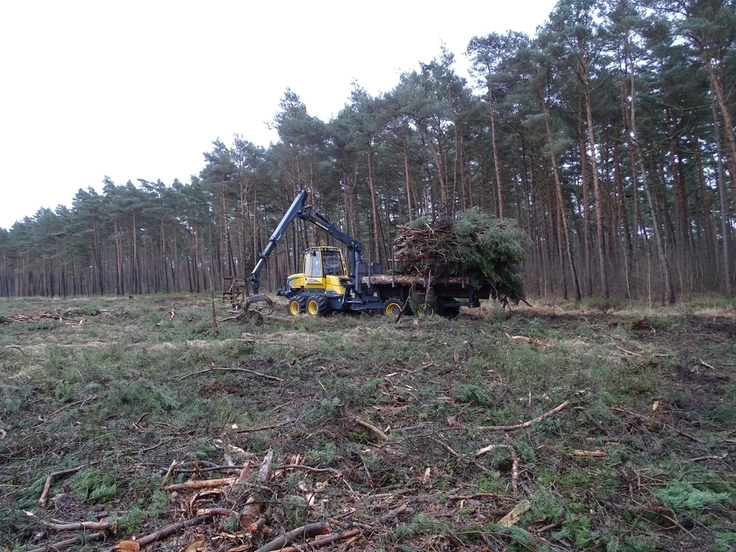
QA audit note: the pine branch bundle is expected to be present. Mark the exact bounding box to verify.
[393,210,529,305]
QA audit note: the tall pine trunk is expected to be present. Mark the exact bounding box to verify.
[542,97,581,301]
[582,80,609,299]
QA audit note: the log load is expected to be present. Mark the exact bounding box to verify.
[390,210,528,305]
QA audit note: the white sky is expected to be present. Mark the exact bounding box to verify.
[0,0,557,230]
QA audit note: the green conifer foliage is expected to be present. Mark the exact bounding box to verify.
[394,209,529,305]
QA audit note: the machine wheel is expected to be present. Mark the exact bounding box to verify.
[417,303,434,317]
[437,301,460,318]
[317,295,331,315]
[383,299,403,318]
[306,295,330,316]
[288,297,305,316]
[442,306,461,318]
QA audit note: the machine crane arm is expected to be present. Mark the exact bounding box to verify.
[250,190,364,296]
[250,190,307,295]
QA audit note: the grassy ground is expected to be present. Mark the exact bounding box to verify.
[0,294,735,551]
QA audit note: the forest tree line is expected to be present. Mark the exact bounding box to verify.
[1,0,735,304]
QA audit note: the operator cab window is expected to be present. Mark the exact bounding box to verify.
[323,250,343,276]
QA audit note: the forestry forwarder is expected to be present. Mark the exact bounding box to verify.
[244,190,486,318]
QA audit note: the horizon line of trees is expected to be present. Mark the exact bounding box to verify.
[1,0,735,305]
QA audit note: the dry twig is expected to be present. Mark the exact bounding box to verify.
[277,464,342,475]
[478,401,570,431]
[612,406,703,443]
[1,345,24,355]
[236,417,299,433]
[178,366,283,382]
[688,453,728,462]
[573,450,607,457]
[575,406,609,435]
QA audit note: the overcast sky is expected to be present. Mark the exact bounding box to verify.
[0,0,557,230]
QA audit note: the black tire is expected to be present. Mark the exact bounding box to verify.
[306,295,329,316]
[316,295,331,315]
[442,306,460,318]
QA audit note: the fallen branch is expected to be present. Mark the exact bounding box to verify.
[161,459,178,487]
[573,449,607,457]
[353,416,387,441]
[134,514,214,547]
[498,500,531,527]
[195,507,240,517]
[164,477,236,491]
[505,333,546,347]
[429,436,460,458]
[1,345,24,355]
[38,465,85,507]
[26,531,107,552]
[616,345,641,356]
[510,446,519,492]
[687,453,728,463]
[478,401,570,431]
[248,507,272,535]
[381,503,410,523]
[351,503,410,534]
[448,492,503,501]
[475,443,520,492]
[277,464,341,475]
[575,406,609,435]
[475,444,507,456]
[254,522,330,552]
[394,293,413,324]
[278,528,362,551]
[42,519,116,532]
[241,449,274,528]
[178,366,283,383]
[236,418,297,433]
[48,394,97,420]
[615,346,673,358]
[612,406,703,443]
[171,464,242,475]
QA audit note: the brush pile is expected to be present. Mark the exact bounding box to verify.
[393,209,529,305]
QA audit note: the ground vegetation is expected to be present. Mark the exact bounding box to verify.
[1,294,735,551]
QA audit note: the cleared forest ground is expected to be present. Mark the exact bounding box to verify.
[1,295,735,551]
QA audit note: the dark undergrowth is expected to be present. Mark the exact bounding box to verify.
[1,295,735,551]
